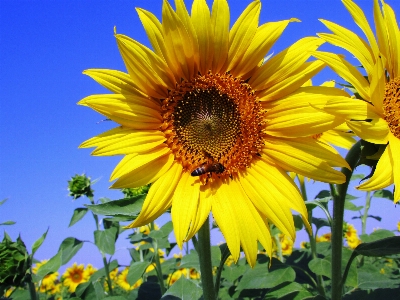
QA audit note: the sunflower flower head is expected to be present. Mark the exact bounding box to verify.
[62,263,89,293]
[315,0,400,202]
[343,223,361,249]
[80,0,350,266]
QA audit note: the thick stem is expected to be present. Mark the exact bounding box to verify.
[361,191,371,235]
[151,222,166,294]
[300,180,326,297]
[28,281,37,300]
[197,216,216,300]
[331,140,361,300]
[102,256,114,295]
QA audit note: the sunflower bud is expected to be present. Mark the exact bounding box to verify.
[68,174,94,199]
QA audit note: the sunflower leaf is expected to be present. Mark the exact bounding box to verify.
[373,189,394,201]
[89,259,119,282]
[161,277,202,300]
[359,229,394,243]
[85,195,146,217]
[31,228,49,256]
[308,258,331,278]
[69,208,88,227]
[354,236,400,257]
[94,227,118,255]
[127,261,151,285]
[265,282,313,299]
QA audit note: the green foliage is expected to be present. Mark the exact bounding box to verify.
[0,234,32,291]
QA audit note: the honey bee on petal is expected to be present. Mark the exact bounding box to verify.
[191,163,225,177]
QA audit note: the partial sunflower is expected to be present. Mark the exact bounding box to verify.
[79,0,349,266]
[312,0,400,202]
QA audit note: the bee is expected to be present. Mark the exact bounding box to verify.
[191,162,225,177]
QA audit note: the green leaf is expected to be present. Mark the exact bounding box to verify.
[36,251,62,278]
[266,282,313,299]
[0,198,8,207]
[0,221,16,226]
[31,228,49,256]
[127,261,151,285]
[94,227,118,255]
[237,263,295,290]
[59,237,84,265]
[373,189,393,200]
[350,174,365,180]
[293,215,304,230]
[344,200,363,211]
[69,208,88,227]
[355,236,400,257]
[179,250,200,270]
[345,194,358,200]
[211,246,221,267]
[312,217,330,230]
[7,289,30,300]
[357,264,399,290]
[308,258,331,278]
[148,221,173,239]
[315,190,331,199]
[360,229,395,243]
[75,281,98,300]
[85,195,146,217]
[161,277,202,300]
[222,264,248,283]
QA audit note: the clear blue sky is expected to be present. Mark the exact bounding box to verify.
[1,0,399,273]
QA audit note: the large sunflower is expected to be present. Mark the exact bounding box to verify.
[79,0,349,266]
[313,0,400,202]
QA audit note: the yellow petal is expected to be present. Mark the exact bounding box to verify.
[257,60,326,102]
[231,19,298,78]
[136,8,168,63]
[342,0,380,59]
[126,162,183,228]
[346,118,389,144]
[264,94,344,138]
[311,51,371,102]
[373,0,391,73]
[83,69,145,97]
[383,3,400,78]
[262,85,350,110]
[357,144,393,191]
[324,97,381,120]
[388,133,400,202]
[318,19,375,77]
[262,137,347,184]
[111,150,174,188]
[319,129,356,150]
[250,37,324,91]
[239,164,296,239]
[115,34,175,97]
[191,0,213,74]
[92,131,166,156]
[110,146,169,180]
[224,0,261,72]
[370,55,385,114]
[78,94,162,129]
[171,172,200,248]
[162,0,197,80]
[210,0,229,73]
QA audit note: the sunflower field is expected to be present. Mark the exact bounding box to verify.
[1,0,400,299]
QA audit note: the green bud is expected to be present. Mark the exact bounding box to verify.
[68,174,94,199]
[121,184,151,198]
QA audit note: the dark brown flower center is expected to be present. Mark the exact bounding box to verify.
[383,77,400,139]
[160,72,265,180]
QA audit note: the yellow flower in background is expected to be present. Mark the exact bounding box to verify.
[33,260,59,294]
[116,268,142,291]
[189,268,200,280]
[167,268,188,286]
[397,221,400,231]
[314,0,400,202]
[278,234,294,256]
[84,264,97,278]
[79,0,350,266]
[316,232,332,243]
[343,223,361,249]
[62,263,89,293]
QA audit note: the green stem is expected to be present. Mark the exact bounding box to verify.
[151,222,166,294]
[331,140,361,300]
[28,281,37,300]
[300,180,326,297]
[197,216,216,300]
[361,191,371,235]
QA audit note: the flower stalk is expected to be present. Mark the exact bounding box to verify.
[330,140,361,300]
[197,216,216,300]
[361,191,371,235]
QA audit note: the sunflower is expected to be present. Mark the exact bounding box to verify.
[79,0,350,266]
[116,268,142,291]
[312,0,400,202]
[343,223,361,249]
[62,263,89,293]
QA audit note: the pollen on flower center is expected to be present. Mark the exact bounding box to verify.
[383,77,400,139]
[160,72,265,179]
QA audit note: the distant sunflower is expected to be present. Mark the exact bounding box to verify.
[313,0,400,202]
[79,0,349,266]
[62,263,89,293]
[116,268,142,291]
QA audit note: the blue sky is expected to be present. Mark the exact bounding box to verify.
[1,0,399,273]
